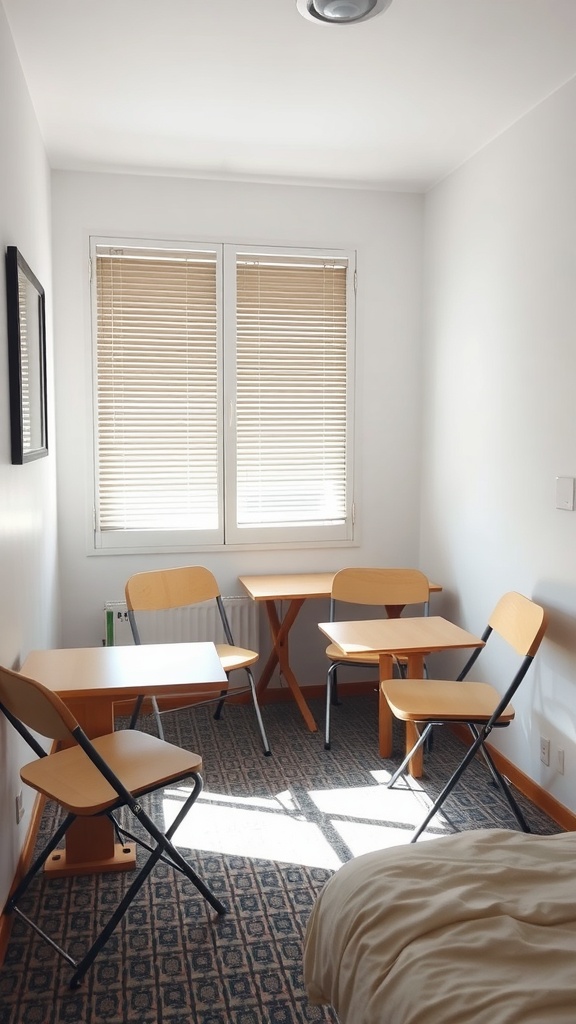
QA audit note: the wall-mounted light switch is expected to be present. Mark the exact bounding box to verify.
[555,476,574,510]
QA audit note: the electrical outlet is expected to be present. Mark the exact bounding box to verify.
[539,736,550,766]
[557,749,565,775]
[15,790,25,824]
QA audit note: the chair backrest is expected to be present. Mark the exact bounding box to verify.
[480,592,547,728]
[125,565,236,646]
[488,591,548,657]
[125,566,221,612]
[0,665,78,745]
[454,592,547,722]
[331,567,429,616]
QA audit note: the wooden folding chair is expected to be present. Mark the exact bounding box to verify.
[324,568,430,749]
[0,664,226,988]
[382,592,547,841]
[125,566,271,756]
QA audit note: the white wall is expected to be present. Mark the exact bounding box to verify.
[0,3,59,906]
[421,76,576,811]
[52,172,425,686]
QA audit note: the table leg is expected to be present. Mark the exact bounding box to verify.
[45,821,135,877]
[256,599,318,732]
[405,653,425,778]
[379,652,424,778]
[256,599,303,696]
[384,604,404,619]
[378,653,395,758]
[45,697,136,877]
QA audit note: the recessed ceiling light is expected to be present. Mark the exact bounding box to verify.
[296,0,393,25]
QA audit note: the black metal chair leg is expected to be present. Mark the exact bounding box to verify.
[325,663,340,749]
[70,776,226,988]
[7,812,76,909]
[387,724,433,788]
[477,742,531,832]
[128,694,145,729]
[411,734,488,842]
[213,689,228,720]
[245,668,271,756]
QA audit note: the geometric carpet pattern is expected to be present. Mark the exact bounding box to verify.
[0,693,560,1024]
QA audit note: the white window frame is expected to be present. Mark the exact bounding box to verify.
[89,235,356,553]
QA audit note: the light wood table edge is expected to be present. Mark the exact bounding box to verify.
[20,642,226,876]
[240,574,443,739]
[318,617,483,779]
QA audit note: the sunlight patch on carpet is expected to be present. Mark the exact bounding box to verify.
[164,792,344,869]
[161,779,449,867]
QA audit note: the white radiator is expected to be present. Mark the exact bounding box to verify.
[104,597,259,651]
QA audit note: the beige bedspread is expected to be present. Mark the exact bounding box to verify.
[304,828,576,1024]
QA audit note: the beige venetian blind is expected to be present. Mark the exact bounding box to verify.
[235,253,348,528]
[95,246,219,532]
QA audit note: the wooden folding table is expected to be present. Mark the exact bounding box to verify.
[239,572,442,733]
[318,616,484,776]
[21,641,226,876]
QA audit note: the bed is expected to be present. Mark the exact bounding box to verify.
[303,828,576,1024]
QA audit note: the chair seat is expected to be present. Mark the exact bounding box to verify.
[326,642,378,665]
[382,678,515,724]
[216,643,258,672]
[326,643,408,666]
[21,730,203,815]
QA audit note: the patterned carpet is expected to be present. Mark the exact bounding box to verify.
[0,693,561,1024]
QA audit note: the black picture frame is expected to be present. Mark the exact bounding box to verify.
[5,246,48,464]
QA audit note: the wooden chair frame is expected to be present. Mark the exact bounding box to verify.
[0,665,226,988]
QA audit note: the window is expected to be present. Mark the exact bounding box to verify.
[91,237,355,551]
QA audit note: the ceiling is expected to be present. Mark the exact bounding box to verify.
[3,0,576,192]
